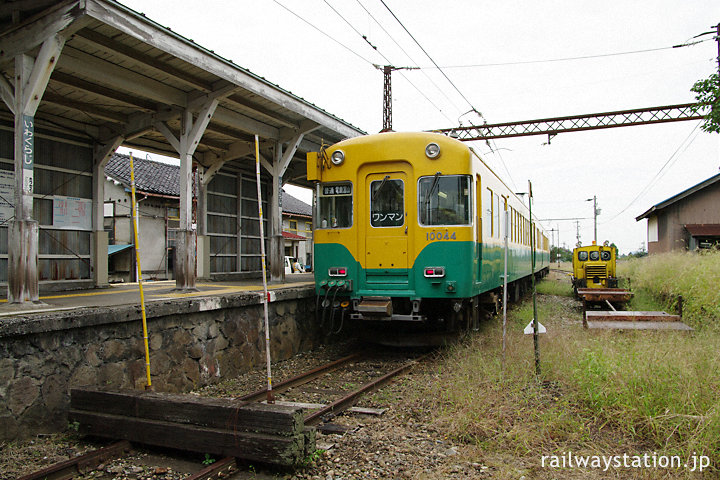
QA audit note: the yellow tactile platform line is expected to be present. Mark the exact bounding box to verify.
[0,281,315,303]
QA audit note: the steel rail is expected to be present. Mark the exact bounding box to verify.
[185,456,237,480]
[304,353,430,426]
[237,352,362,402]
[18,440,132,480]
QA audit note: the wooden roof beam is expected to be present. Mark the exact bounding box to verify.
[73,27,215,92]
[50,71,157,111]
[58,46,187,107]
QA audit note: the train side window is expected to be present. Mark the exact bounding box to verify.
[370,178,404,227]
[418,175,471,226]
[317,182,353,229]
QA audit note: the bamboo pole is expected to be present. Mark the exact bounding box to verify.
[129,153,152,389]
[254,135,274,404]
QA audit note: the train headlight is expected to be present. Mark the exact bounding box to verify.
[329,267,348,277]
[331,150,345,166]
[425,142,441,159]
[424,267,445,278]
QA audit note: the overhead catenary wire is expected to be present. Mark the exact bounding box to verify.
[321,0,455,124]
[601,122,703,224]
[414,39,712,69]
[352,0,464,115]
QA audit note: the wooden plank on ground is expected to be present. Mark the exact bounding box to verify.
[586,321,694,331]
[577,288,633,303]
[69,410,305,466]
[586,311,682,322]
[70,388,302,435]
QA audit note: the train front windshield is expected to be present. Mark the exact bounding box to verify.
[418,175,471,226]
[318,182,353,228]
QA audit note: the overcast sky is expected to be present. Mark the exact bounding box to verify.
[119,0,720,254]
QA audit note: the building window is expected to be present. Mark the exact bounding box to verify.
[289,220,297,231]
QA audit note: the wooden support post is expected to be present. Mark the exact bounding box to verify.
[269,146,284,283]
[156,98,219,290]
[8,35,65,303]
[92,138,123,288]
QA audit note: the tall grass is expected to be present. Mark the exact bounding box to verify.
[618,251,720,329]
[411,279,720,476]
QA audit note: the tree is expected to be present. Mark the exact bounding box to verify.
[691,73,720,133]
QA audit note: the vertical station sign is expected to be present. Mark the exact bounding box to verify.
[22,115,34,195]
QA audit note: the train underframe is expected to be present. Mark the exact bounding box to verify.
[317,268,549,346]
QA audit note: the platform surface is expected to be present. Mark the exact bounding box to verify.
[0,274,314,317]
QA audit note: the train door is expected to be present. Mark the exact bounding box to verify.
[475,174,482,282]
[364,172,408,274]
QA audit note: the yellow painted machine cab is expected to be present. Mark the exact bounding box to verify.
[572,242,618,290]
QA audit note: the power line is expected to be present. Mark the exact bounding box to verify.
[414,40,712,70]
[321,0,455,124]
[601,122,702,223]
[353,0,464,115]
[378,0,480,114]
[271,0,375,66]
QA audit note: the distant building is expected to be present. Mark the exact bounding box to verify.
[104,154,313,282]
[281,193,313,267]
[636,172,720,254]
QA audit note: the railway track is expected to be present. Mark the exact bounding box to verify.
[19,348,431,479]
[238,349,431,427]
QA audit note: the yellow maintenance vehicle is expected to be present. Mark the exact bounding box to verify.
[572,242,618,292]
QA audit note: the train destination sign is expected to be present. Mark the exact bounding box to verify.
[322,184,352,196]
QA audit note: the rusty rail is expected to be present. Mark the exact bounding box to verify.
[304,354,430,426]
[238,352,362,402]
[186,456,236,480]
[18,440,131,480]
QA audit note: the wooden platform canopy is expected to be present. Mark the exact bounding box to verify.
[0,0,364,302]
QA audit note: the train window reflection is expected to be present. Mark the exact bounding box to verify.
[318,182,353,229]
[589,251,600,261]
[418,175,471,226]
[578,251,588,261]
[370,177,404,227]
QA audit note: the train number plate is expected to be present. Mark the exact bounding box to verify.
[426,231,456,241]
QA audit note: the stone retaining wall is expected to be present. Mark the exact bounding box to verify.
[0,286,318,441]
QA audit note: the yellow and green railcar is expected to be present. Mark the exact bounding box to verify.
[572,243,618,291]
[307,132,549,340]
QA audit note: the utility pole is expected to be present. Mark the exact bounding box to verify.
[586,195,600,244]
[375,65,418,132]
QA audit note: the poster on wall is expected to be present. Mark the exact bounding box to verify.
[0,170,14,224]
[53,196,92,230]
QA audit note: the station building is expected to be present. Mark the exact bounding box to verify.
[636,172,720,253]
[0,0,363,302]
